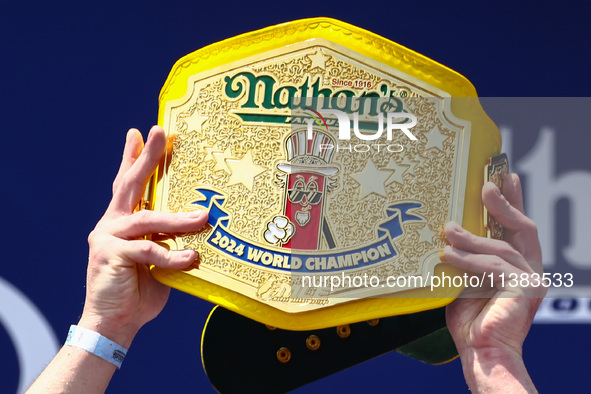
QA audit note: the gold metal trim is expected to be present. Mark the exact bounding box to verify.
[484,154,509,240]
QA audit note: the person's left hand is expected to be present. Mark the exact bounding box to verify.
[444,174,545,392]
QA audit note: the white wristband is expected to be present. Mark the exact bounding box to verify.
[65,325,127,369]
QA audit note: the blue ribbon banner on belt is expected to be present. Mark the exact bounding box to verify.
[192,188,422,273]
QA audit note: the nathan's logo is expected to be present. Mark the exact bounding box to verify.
[223,71,405,124]
[223,71,418,144]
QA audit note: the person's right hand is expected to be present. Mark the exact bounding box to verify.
[79,126,208,348]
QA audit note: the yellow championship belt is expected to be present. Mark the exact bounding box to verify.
[148,17,502,330]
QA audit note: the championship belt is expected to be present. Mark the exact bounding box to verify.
[148,18,504,332]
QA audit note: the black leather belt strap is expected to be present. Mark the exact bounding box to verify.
[202,306,457,393]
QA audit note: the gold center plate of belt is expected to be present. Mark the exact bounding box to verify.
[149,18,501,330]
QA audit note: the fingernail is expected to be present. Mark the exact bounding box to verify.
[445,221,464,234]
[490,182,502,197]
[182,249,196,259]
[181,250,200,268]
[440,223,452,245]
[126,129,135,142]
[181,252,200,271]
[187,210,205,218]
[438,249,445,261]
[451,222,465,234]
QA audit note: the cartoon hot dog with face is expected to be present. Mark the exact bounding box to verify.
[264,129,339,250]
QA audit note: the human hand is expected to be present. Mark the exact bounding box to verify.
[78,126,208,348]
[444,174,545,392]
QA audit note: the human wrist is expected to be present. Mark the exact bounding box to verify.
[77,312,139,349]
[64,325,128,369]
[459,346,536,393]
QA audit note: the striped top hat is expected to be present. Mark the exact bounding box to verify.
[277,129,340,176]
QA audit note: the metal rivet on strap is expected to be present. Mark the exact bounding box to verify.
[306,335,321,351]
[366,318,380,326]
[277,347,291,363]
[336,324,351,338]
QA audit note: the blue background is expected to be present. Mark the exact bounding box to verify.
[1,1,590,392]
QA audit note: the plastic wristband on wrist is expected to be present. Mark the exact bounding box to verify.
[65,325,128,369]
